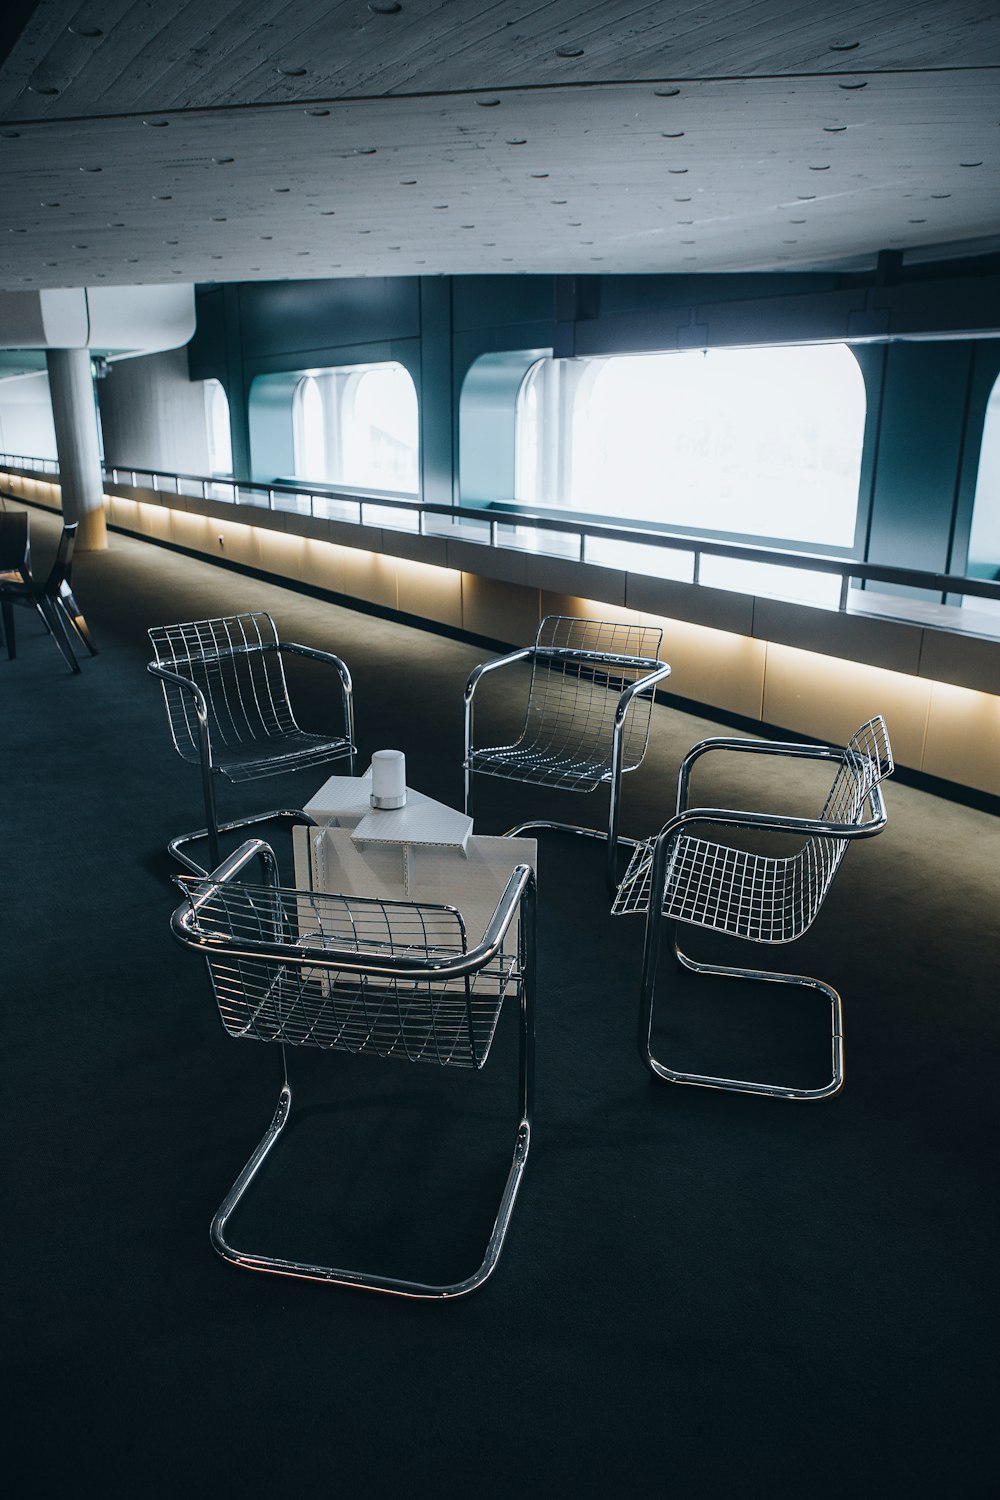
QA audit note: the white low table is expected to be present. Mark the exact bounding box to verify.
[294,770,536,950]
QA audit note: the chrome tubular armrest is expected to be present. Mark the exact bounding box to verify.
[172,851,535,983]
[655,794,888,857]
[532,647,665,672]
[676,736,846,814]
[278,640,355,742]
[464,647,534,706]
[614,661,672,727]
[147,659,213,765]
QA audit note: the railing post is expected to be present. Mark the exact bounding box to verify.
[692,550,701,585]
[839,573,850,610]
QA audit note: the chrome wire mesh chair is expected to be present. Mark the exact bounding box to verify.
[148,611,356,874]
[464,615,671,892]
[0,519,97,673]
[171,837,536,1298]
[614,717,893,1101]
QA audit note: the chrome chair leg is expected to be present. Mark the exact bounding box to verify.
[638,917,844,1102]
[37,595,80,673]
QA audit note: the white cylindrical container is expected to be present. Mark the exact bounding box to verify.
[370,749,406,810]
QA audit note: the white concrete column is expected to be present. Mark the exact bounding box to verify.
[46,347,107,550]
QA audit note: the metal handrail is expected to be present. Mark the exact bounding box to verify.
[2,451,999,608]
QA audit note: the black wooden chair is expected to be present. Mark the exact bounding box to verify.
[0,520,97,673]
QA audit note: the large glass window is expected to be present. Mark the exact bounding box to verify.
[967,373,1000,579]
[203,378,232,476]
[514,345,866,550]
[292,361,418,494]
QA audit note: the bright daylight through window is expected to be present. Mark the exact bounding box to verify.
[515,345,866,550]
[293,362,418,495]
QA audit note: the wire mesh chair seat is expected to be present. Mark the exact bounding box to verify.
[172,838,536,1298]
[465,615,671,892]
[148,611,355,873]
[616,716,893,1101]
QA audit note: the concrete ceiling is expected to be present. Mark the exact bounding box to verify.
[0,0,999,292]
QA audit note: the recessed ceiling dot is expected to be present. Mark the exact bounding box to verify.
[789,218,806,224]
[79,165,102,172]
[10,227,26,233]
[321,209,336,215]
[163,239,179,245]
[28,83,60,95]
[823,125,847,133]
[580,239,594,245]
[908,218,927,224]
[368,0,402,11]
[72,243,88,249]
[681,239,695,244]
[433,203,448,209]
[211,216,227,222]
[1,130,20,138]
[259,235,273,240]
[550,198,567,204]
[809,164,831,171]
[153,194,172,200]
[211,254,224,259]
[567,220,581,226]
[477,97,501,107]
[838,80,867,90]
[305,108,330,117]
[590,257,603,262]
[40,201,60,207]
[143,118,169,127]
[297,250,310,255]
[829,40,860,51]
[388,245,401,249]
[654,88,680,98]
[276,65,307,77]
[126,256,139,262]
[506,138,527,146]
[108,221,125,227]
[399,178,417,185]
[461,223,475,228]
[678,219,693,225]
[669,167,688,174]
[530,172,549,180]
[683,256,697,262]
[68,24,103,37]
[674,196,691,203]
[555,45,584,58]
[782,239,798,243]
[661,131,685,139]
[355,147,377,156]
[44,260,57,266]
[213,156,234,164]
[960,160,983,168]
[358,228,371,234]
[273,186,290,192]
[171,269,183,274]
[797,194,816,200]
[930,192,951,199]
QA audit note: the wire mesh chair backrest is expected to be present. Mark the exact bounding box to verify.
[179,879,519,1069]
[696,715,891,940]
[523,615,665,774]
[615,716,893,940]
[149,612,301,766]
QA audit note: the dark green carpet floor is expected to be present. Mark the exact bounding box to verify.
[5,509,999,1497]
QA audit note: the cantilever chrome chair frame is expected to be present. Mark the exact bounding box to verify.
[464,616,671,893]
[621,719,892,1101]
[148,612,355,874]
[171,838,536,1299]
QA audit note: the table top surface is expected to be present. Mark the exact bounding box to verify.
[305,770,473,849]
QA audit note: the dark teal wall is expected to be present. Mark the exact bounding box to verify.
[188,259,1000,573]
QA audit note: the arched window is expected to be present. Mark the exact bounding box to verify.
[291,362,418,493]
[514,344,866,550]
[203,378,233,476]
[292,374,326,483]
[966,372,1000,585]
